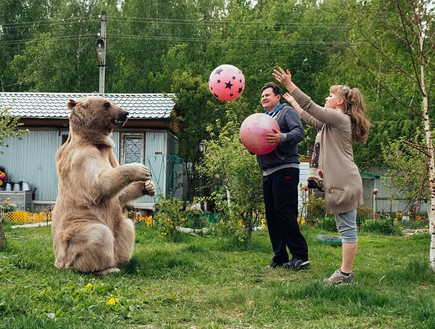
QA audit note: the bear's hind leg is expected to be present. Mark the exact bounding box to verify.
[62,223,118,274]
[114,217,135,265]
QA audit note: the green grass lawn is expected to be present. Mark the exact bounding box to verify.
[0,222,434,329]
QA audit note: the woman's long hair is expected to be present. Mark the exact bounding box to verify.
[331,85,371,144]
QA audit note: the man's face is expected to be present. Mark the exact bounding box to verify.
[261,87,281,112]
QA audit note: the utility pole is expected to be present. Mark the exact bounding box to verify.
[96,11,106,94]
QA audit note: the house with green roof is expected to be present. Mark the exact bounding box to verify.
[0,92,183,213]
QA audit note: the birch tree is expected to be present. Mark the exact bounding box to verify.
[348,0,434,269]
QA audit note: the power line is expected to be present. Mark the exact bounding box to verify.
[110,16,350,29]
[0,16,353,47]
[110,34,354,45]
[0,33,357,47]
[1,17,96,28]
[0,34,96,45]
[0,16,350,31]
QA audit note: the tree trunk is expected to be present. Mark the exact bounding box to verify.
[430,184,435,271]
[417,20,435,270]
[424,90,435,271]
[428,119,435,271]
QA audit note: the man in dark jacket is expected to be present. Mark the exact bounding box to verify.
[259,82,309,270]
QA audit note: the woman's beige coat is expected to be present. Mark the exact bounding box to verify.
[292,88,364,214]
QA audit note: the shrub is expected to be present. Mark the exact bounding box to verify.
[183,208,209,229]
[401,217,429,229]
[211,219,250,250]
[317,216,337,232]
[306,195,326,220]
[357,204,373,220]
[361,218,402,235]
[200,111,265,244]
[153,196,212,240]
[154,196,185,241]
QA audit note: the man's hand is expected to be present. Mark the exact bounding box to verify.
[265,128,281,145]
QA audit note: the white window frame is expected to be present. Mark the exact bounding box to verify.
[120,133,145,165]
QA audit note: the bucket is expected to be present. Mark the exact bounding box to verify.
[22,182,30,191]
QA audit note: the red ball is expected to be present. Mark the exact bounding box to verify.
[208,64,245,101]
[240,113,280,155]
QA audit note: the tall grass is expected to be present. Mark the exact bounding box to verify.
[0,222,434,328]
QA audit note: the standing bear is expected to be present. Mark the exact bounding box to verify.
[52,96,155,275]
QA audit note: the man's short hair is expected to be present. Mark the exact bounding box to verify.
[261,82,280,95]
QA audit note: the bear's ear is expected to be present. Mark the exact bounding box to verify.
[66,98,77,110]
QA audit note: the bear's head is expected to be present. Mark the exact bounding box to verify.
[66,96,129,139]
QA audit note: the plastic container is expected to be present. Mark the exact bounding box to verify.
[316,234,342,246]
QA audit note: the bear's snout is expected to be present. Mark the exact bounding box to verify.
[114,110,129,127]
[119,111,129,121]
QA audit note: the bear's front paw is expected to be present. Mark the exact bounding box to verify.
[128,163,151,181]
[142,180,156,196]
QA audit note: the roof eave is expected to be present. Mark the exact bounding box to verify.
[18,117,179,133]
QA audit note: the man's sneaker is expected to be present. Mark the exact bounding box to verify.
[284,258,310,271]
[268,261,284,268]
[323,269,354,285]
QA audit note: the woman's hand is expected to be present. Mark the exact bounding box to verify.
[282,92,294,104]
[283,92,304,115]
[273,67,296,92]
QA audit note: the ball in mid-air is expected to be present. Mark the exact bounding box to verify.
[208,64,245,101]
[239,113,280,155]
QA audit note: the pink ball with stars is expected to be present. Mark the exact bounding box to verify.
[208,64,245,101]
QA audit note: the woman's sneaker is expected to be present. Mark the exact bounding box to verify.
[323,269,354,285]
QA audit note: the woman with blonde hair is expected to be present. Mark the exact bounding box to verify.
[273,67,371,284]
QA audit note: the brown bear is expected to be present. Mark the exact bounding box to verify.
[51,96,155,275]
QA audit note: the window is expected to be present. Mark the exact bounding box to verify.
[122,134,144,164]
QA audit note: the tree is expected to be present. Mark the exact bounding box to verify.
[9,0,120,92]
[200,110,264,243]
[347,0,434,269]
[382,131,429,217]
[0,107,27,153]
[110,0,203,93]
[0,0,55,91]
[170,72,217,200]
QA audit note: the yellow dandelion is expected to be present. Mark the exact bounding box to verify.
[107,297,119,306]
[145,215,153,227]
[85,283,93,290]
[297,217,305,225]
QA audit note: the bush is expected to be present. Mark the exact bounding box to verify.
[183,208,209,229]
[317,216,337,232]
[153,197,212,240]
[211,220,250,250]
[154,196,185,241]
[401,217,429,229]
[361,218,402,235]
[357,204,373,220]
[306,195,326,220]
